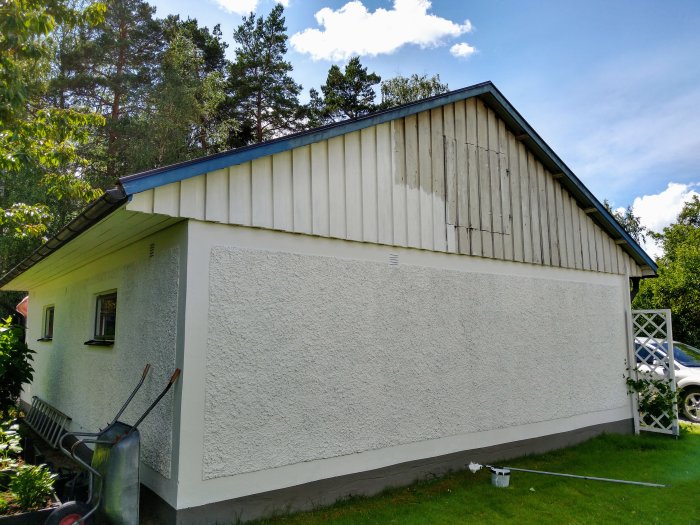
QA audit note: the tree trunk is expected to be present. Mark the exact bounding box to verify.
[255,92,263,143]
[107,19,128,177]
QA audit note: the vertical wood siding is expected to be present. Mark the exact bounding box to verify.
[127,104,644,276]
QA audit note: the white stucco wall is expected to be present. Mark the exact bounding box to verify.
[23,222,185,498]
[177,220,633,508]
[203,246,626,479]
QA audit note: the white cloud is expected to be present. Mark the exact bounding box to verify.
[214,0,287,15]
[631,182,700,258]
[214,0,258,14]
[450,42,476,59]
[290,0,473,61]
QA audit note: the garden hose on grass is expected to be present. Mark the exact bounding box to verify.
[467,462,667,488]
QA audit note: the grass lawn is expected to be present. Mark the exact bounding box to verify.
[252,423,700,525]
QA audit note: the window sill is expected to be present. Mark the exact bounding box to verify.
[36,337,52,342]
[84,339,114,347]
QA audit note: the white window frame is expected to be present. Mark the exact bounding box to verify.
[93,291,117,343]
[40,305,54,341]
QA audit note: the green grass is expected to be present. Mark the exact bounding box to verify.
[251,423,700,525]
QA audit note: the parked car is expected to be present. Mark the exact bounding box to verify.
[635,339,700,423]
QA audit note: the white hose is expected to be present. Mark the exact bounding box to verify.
[467,462,666,488]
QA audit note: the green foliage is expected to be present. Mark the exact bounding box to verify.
[302,87,329,129]
[51,2,238,178]
[0,421,22,471]
[162,17,232,156]
[320,56,380,121]
[0,105,104,271]
[48,0,164,180]
[0,0,105,120]
[162,16,228,74]
[677,195,700,227]
[602,199,647,244]
[0,319,34,418]
[0,293,24,323]
[633,197,700,346]
[225,5,301,145]
[124,20,231,171]
[625,372,677,427]
[1,204,51,240]
[9,464,55,511]
[0,0,106,274]
[380,73,449,107]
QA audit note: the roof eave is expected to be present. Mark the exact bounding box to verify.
[0,187,128,290]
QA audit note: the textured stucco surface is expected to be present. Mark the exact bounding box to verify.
[203,246,629,480]
[26,243,179,478]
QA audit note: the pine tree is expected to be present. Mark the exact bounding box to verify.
[48,0,165,180]
[380,73,449,108]
[301,88,332,128]
[603,200,647,244]
[225,5,301,146]
[163,18,232,156]
[164,17,228,76]
[125,17,232,171]
[320,56,380,121]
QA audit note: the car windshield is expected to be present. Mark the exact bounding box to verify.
[674,342,700,368]
[635,342,665,364]
[634,340,700,368]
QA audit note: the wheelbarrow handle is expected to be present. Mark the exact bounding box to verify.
[109,363,152,426]
[169,368,181,385]
[70,439,80,457]
[127,368,181,434]
[60,431,101,438]
[58,433,102,479]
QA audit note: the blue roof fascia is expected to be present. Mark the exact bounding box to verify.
[118,82,494,196]
[483,86,657,273]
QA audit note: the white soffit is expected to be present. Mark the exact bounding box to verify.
[3,207,182,291]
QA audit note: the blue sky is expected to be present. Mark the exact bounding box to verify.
[149,0,700,247]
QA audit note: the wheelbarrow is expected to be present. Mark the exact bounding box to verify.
[45,364,181,525]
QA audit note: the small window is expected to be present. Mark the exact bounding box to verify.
[95,292,117,341]
[85,292,117,346]
[38,306,54,341]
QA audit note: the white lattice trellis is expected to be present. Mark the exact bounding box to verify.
[631,309,679,436]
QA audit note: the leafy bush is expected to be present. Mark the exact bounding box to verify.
[0,318,34,418]
[9,464,55,510]
[0,421,22,471]
[626,372,678,427]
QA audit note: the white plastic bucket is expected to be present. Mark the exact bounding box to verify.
[490,467,511,487]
